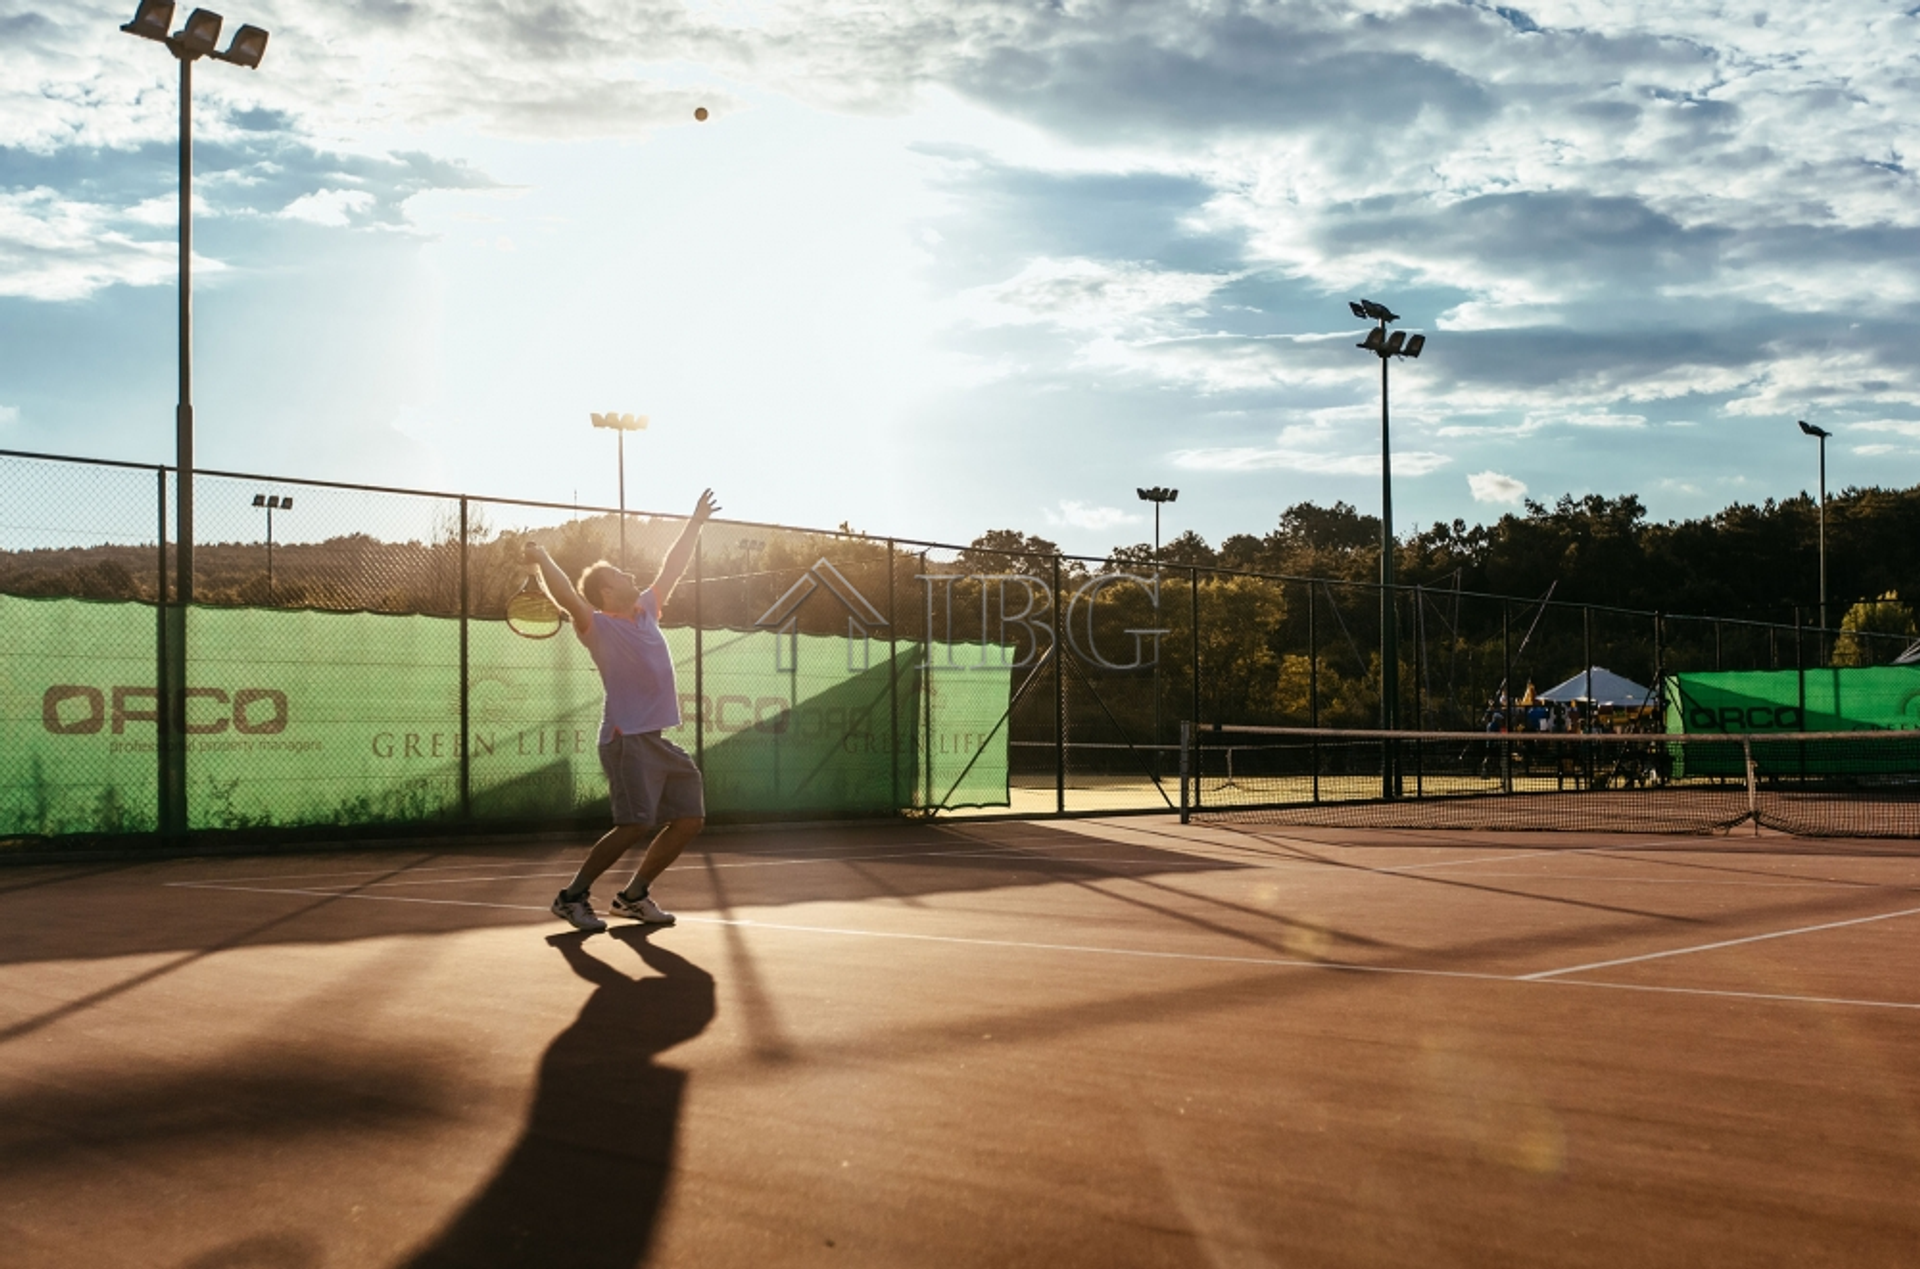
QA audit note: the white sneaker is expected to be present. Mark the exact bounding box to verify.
[611,892,676,925]
[551,890,607,933]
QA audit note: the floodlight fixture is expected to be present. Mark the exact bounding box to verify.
[1136,487,1178,504]
[1358,327,1385,352]
[591,412,649,431]
[251,493,265,507]
[1382,330,1406,356]
[121,0,174,41]
[214,23,267,67]
[1799,419,1831,439]
[177,8,221,55]
[1348,301,1368,319]
[1358,299,1400,323]
[1404,334,1425,359]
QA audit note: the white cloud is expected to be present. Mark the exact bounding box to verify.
[0,187,211,300]
[1853,420,1920,439]
[0,404,18,427]
[1468,471,1528,503]
[958,257,1232,334]
[1044,500,1140,531]
[1564,412,1648,430]
[280,189,378,227]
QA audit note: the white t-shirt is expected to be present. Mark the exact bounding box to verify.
[577,588,681,743]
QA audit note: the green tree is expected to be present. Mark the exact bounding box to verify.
[1831,591,1917,666]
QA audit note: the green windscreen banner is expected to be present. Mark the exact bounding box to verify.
[1665,668,1920,777]
[0,596,1011,836]
[1666,668,1920,734]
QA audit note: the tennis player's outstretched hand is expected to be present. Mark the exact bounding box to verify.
[692,489,721,523]
[522,541,549,565]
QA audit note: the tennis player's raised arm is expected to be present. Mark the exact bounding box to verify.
[525,543,597,628]
[651,488,721,604]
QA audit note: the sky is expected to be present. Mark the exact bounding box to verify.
[4,0,1920,556]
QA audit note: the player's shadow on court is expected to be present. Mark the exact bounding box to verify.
[402,927,714,1269]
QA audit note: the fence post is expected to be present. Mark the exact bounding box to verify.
[923,550,933,809]
[1583,605,1594,786]
[1795,606,1807,781]
[888,538,899,814]
[458,496,471,820]
[1653,610,1664,724]
[1179,720,1191,825]
[1182,568,1198,806]
[1054,553,1065,815]
[1189,565,1201,766]
[1502,601,1513,793]
[155,467,172,838]
[1309,581,1319,803]
[693,537,704,773]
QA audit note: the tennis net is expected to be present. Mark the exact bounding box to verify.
[1180,724,1920,837]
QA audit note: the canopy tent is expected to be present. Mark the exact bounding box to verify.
[1537,666,1653,707]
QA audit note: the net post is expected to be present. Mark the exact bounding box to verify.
[458,495,471,821]
[1179,720,1191,824]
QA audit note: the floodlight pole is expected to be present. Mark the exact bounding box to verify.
[1799,421,1831,662]
[592,413,647,568]
[1137,486,1179,780]
[122,3,271,837]
[1816,430,1827,657]
[1349,300,1426,798]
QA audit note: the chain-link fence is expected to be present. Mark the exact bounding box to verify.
[3,447,1914,842]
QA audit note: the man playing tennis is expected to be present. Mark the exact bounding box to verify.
[525,488,719,933]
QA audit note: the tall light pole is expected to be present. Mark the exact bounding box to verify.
[1799,419,1832,660]
[1137,486,1178,778]
[591,412,648,568]
[251,493,292,599]
[123,1,269,837]
[1349,299,1426,798]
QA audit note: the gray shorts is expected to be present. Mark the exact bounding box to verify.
[598,732,705,826]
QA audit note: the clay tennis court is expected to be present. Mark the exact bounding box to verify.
[4,817,1918,1267]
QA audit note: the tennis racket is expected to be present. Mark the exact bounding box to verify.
[506,574,566,640]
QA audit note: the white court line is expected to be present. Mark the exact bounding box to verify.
[162,880,1920,1011]
[1521,904,1920,979]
